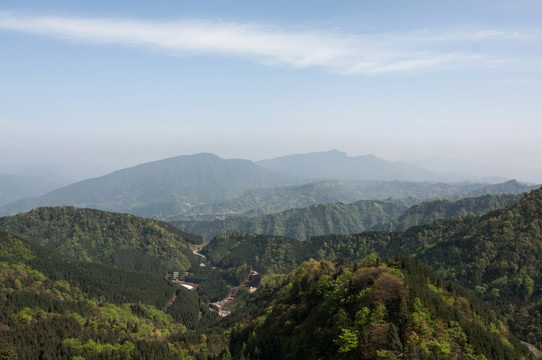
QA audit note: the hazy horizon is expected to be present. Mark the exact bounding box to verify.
[1,1,541,182]
[1,150,540,186]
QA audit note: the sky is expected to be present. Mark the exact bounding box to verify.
[1,0,541,182]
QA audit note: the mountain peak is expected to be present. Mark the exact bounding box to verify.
[0,153,300,217]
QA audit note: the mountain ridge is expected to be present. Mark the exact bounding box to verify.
[0,206,201,274]
[172,193,521,241]
[172,199,410,241]
[0,153,302,217]
[201,187,542,347]
[174,179,535,220]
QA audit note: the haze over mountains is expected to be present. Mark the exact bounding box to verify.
[0,151,536,219]
[257,150,442,181]
[2,1,541,357]
[176,179,534,221]
[0,173,63,207]
[256,150,514,183]
[0,153,300,217]
[1,151,541,358]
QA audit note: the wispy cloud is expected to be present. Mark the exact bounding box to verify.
[494,78,539,85]
[0,12,535,74]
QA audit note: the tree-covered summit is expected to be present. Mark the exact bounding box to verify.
[227,256,531,359]
[0,206,201,274]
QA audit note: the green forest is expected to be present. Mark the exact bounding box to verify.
[227,256,530,359]
[172,193,520,241]
[167,179,533,221]
[0,207,202,274]
[200,187,542,351]
[1,185,541,359]
[0,231,215,359]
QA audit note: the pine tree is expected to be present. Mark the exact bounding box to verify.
[386,323,403,353]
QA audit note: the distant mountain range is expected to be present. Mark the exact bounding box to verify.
[174,179,535,220]
[0,153,300,217]
[1,178,541,358]
[1,151,537,218]
[257,150,452,181]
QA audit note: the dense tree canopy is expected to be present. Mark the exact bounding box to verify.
[0,206,201,274]
[227,256,531,359]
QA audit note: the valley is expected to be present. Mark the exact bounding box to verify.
[3,0,541,358]
[0,152,540,359]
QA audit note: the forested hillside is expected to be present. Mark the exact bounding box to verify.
[0,207,201,274]
[201,232,304,274]
[373,193,522,232]
[387,187,542,347]
[315,188,542,348]
[203,187,542,349]
[175,179,534,220]
[1,182,540,358]
[307,187,542,346]
[226,256,531,359]
[0,231,220,359]
[173,193,520,241]
[173,199,409,241]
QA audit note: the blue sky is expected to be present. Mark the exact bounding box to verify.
[1,0,541,181]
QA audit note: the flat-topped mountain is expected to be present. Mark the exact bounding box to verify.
[256,150,445,181]
[0,153,300,217]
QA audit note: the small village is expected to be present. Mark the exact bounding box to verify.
[166,248,261,317]
[209,270,260,317]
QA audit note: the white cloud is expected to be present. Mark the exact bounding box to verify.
[0,12,535,74]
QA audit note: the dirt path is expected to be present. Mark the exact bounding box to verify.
[209,270,260,317]
[193,249,206,259]
[521,341,540,358]
[162,292,177,313]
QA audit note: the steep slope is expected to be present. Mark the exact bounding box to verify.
[177,179,535,220]
[256,150,447,181]
[393,188,542,347]
[0,230,180,315]
[0,153,301,217]
[203,188,542,347]
[309,187,542,347]
[227,257,530,359]
[0,206,201,274]
[172,199,410,241]
[0,173,62,207]
[0,231,214,359]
